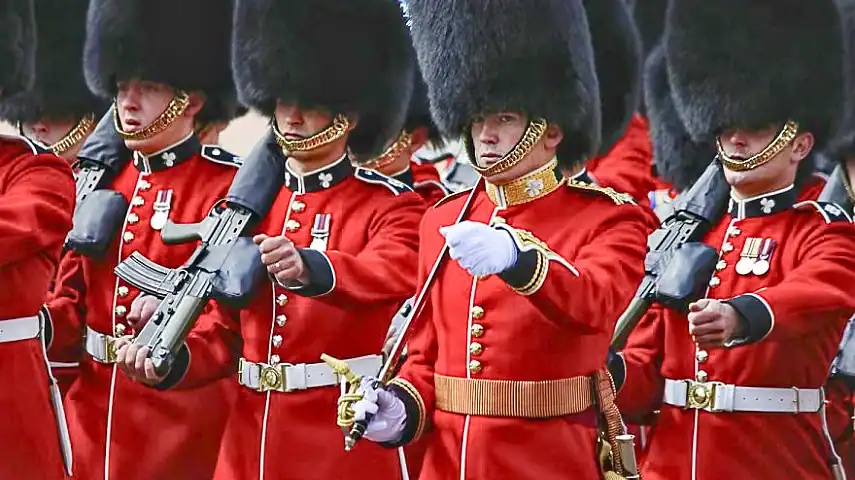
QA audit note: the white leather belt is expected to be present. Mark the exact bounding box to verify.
[663,378,823,413]
[238,354,383,393]
[0,315,41,343]
[84,326,118,364]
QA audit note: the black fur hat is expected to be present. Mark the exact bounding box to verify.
[666,0,846,149]
[644,43,713,190]
[827,0,855,162]
[630,0,667,58]
[83,0,235,124]
[0,0,35,98]
[583,0,642,155]
[0,0,105,124]
[405,0,601,168]
[233,0,415,159]
[404,64,443,148]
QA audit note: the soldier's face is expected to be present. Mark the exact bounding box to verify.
[717,125,810,195]
[22,116,81,161]
[471,112,528,167]
[117,79,176,133]
[274,101,351,162]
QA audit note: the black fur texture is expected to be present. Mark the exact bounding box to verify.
[828,0,855,163]
[232,0,415,158]
[0,0,105,124]
[0,0,36,97]
[584,0,642,155]
[405,0,601,168]
[630,0,666,58]
[84,0,236,123]
[404,63,444,148]
[666,0,845,149]
[644,43,713,190]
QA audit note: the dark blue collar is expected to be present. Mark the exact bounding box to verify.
[133,134,200,173]
[284,154,353,193]
[728,185,797,219]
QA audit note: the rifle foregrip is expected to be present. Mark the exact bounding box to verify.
[611,297,653,350]
[160,220,204,245]
[144,294,207,377]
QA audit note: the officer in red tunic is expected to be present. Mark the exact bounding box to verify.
[43,1,242,478]
[615,2,855,479]
[117,1,425,479]
[0,1,75,478]
[344,1,656,478]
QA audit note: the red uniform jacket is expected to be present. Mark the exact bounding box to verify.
[618,186,855,479]
[393,159,449,206]
[0,136,74,479]
[391,171,656,480]
[46,136,241,480]
[588,114,657,205]
[175,155,424,480]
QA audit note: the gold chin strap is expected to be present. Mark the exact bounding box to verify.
[113,90,191,141]
[31,113,96,156]
[716,120,800,172]
[360,130,413,170]
[273,113,350,156]
[471,118,548,177]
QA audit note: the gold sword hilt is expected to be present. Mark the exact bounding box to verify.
[321,354,365,449]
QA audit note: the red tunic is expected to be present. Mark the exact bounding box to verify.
[46,137,240,480]
[392,173,656,480]
[618,186,855,479]
[587,114,657,205]
[0,136,75,479]
[177,155,425,480]
[410,159,449,205]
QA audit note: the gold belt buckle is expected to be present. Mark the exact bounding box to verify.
[686,381,724,411]
[104,335,118,364]
[259,363,293,392]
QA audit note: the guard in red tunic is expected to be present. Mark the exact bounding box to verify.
[43,1,242,478]
[342,1,657,478]
[0,2,75,478]
[615,2,855,478]
[117,1,424,479]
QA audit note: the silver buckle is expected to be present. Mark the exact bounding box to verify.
[791,386,800,414]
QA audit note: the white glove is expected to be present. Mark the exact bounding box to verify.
[440,221,518,277]
[351,377,407,443]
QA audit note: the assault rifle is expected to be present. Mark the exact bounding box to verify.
[612,160,730,349]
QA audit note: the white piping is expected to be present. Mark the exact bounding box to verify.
[397,447,410,480]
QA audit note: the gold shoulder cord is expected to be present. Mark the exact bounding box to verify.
[716,121,799,172]
[567,179,635,206]
[471,118,548,177]
[273,114,350,156]
[361,130,413,169]
[113,91,191,141]
[26,112,96,156]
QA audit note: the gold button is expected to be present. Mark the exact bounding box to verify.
[276,294,288,307]
[709,276,721,287]
[469,342,483,356]
[270,354,281,366]
[132,196,145,207]
[285,219,301,232]
[696,350,709,363]
[468,360,483,374]
[272,335,283,347]
[123,231,135,243]
[115,305,127,317]
[722,242,734,253]
[127,213,139,224]
[276,314,287,327]
[291,201,306,213]
[715,260,726,271]
[470,324,485,338]
[696,370,708,382]
[471,306,485,320]
[113,323,126,336]
[138,180,151,191]
[117,286,130,297]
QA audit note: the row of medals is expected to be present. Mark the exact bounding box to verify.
[735,237,775,276]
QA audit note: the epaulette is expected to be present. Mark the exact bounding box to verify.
[0,133,49,155]
[202,145,242,168]
[431,188,472,209]
[354,167,413,196]
[794,201,853,224]
[567,179,635,206]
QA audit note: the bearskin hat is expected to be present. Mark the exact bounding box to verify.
[666,0,846,149]
[233,0,415,159]
[0,0,35,98]
[404,63,444,148]
[630,0,666,58]
[583,0,642,155]
[828,0,855,162]
[0,0,105,124]
[83,0,236,124]
[406,0,601,167]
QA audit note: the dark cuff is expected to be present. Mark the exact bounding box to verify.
[154,343,191,391]
[723,294,773,346]
[40,305,53,349]
[379,384,423,448]
[286,249,334,297]
[498,248,538,290]
[607,348,626,392]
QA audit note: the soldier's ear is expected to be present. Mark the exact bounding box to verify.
[542,123,564,150]
[791,131,814,163]
[184,91,207,118]
[345,112,360,132]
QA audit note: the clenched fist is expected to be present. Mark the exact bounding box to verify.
[253,234,310,287]
[687,298,746,349]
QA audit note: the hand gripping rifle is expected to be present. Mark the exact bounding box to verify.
[611,160,730,349]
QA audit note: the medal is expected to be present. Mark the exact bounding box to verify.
[309,213,331,251]
[735,237,760,275]
[752,238,776,276]
[150,189,173,231]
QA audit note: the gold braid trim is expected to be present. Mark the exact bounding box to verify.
[716,121,799,172]
[113,91,190,141]
[595,369,630,478]
[485,158,564,207]
[491,220,557,296]
[361,130,413,170]
[472,118,548,177]
[567,179,635,205]
[387,377,427,441]
[273,114,350,155]
[39,113,96,155]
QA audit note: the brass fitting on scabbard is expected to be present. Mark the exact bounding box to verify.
[321,354,365,450]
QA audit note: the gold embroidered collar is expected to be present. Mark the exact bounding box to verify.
[486,158,563,207]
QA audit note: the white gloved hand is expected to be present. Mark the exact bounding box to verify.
[351,377,407,443]
[440,221,518,277]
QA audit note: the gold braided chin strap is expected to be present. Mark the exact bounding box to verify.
[361,130,413,170]
[21,113,97,156]
[273,113,350,156]
[113,91,191,141]
[716,121,800,172]
[471,118,548,177]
